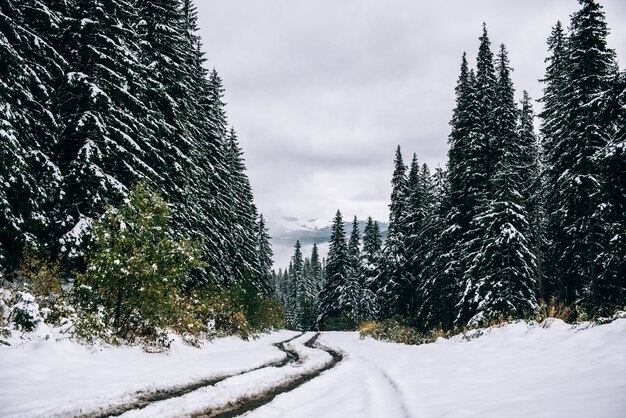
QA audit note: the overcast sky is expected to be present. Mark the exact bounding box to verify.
[195,0,626,230]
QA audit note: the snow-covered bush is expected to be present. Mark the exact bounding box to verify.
[76,183,204,343]
[18,246,73,327]
[10,291,42,332]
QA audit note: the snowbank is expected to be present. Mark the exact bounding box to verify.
[246,318,626,418]
[120,332,334,417]
[0,330,297,417]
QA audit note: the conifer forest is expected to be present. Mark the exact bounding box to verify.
[277,2,625,332]
[1,1,625,417]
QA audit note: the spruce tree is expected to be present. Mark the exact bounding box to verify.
[417,168,459,331]
[196,69,233,283]
[539,21,568,302]
[0,0,64,274]
[346,216,363,322]
[361,217,382,319]
[318,210,351,328]
[289,240,304,329]
[224,128,260,285]
[518,91,545,301]
[543,0,617,307]
[591,60,626,311]
[443,52,481,327]
[377,146,408,318]
[468,45,537,324]
[457,25,499,325]
[256,214,274,295]
[55,0,151,264]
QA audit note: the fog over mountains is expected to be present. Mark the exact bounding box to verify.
[268,216,388,269]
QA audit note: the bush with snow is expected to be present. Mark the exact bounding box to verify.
[10,291,42,332]
[75,183,204,343]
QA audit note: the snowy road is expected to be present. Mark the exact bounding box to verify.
[1,318,625,418]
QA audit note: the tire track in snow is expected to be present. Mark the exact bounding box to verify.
[192,332,344,418]
[359,357,411,418]
[77,333,304,418]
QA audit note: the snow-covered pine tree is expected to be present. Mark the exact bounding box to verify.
[377,146,408,318]
[518,91,545,301]
[422,54,476,330]
[457,25,498,325]
[225,128,260,285]
[298,254,318,330]
[310,243,324,293]
[469,44,537,325]
[256,214,274,295]
[55,0,153,265]
[134,0,205,243]
[8,0,65,260]
[361,217,381,320]
[539,21,568,302]
[307,243,324,325]
[179,3,233,286]
[403,156,435,320]
[416,167,460,331]
[400,154,422,316]
[0,1,34,275]
[591,56,626,312]
[543,0,617,308]
[0,0,65,275]
[289,240,304,329]
[195,69,233,283]
[318,210,352,329]
[346,216,363,322]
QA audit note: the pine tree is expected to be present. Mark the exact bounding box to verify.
[196,69,233,284]
[377,146,408,317]
[256,214,274,295]
[417,168,459,331]
[467,45,537,325]
[518,91,545,301]
[0,0,65,275]
[225,128,260,285]
[457,25,499,325]
[403,156,435,320]
[346,216,363,322]
[55,0,152,264]
[591,64,626,311]
[135,0,204,242]
[543,0,617,307]
[289,240,304,329]
[539,21,568,302]
[310,243,324,292]
[318,210,351,328]
[361,217,382,319]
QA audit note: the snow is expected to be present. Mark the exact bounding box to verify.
[248,319,626,418]
[1,319,624,417]
[0,330,297,417]
[119,332,333,417]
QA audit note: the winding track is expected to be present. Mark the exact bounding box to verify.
[196,333,343,418]
[78,333,305,418]
[77,332,343,418]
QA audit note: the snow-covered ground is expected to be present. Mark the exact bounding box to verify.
[249,318,626,418]
[119,332,334,417]
[0,330,297,417]
[1,319,625,418]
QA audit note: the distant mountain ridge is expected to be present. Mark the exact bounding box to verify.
[270,216,389,246]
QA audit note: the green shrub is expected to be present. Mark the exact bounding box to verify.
[76,183,204,342]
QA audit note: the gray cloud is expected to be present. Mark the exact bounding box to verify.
[196,0,626,235]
